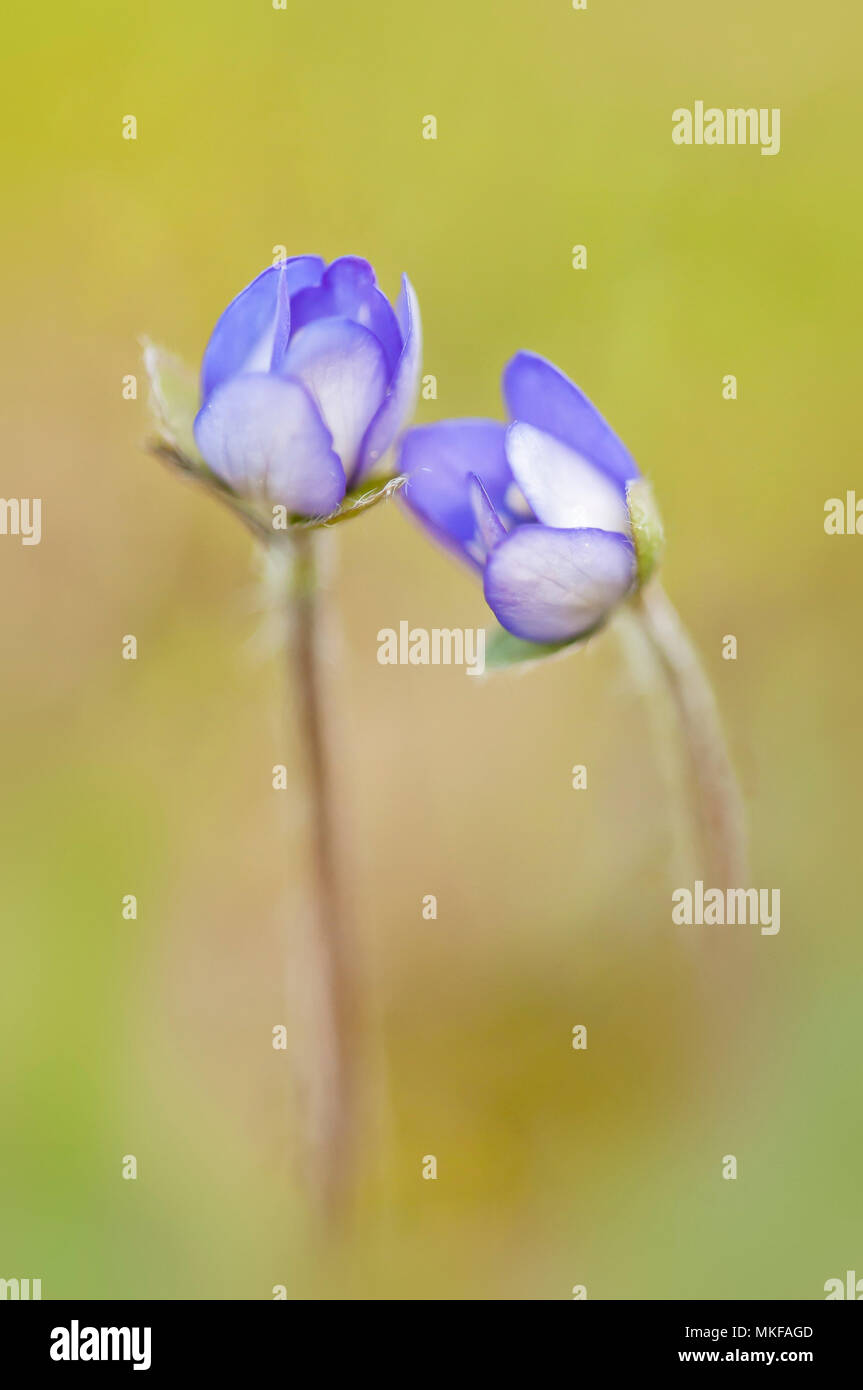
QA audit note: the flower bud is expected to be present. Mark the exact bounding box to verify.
[399,351,662,661]
[145,256,421,534]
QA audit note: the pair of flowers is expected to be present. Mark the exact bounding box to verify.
[173,254,661,649]
[144,255,745,1212]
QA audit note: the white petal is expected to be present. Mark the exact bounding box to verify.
[281,317,388,479]
[505,422,629,533]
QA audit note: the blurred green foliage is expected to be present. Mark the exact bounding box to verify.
[0,0,861,1298]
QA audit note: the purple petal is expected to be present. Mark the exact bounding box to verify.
[193,372,345,516]
[290,256,402,376]
[502,352,639,491]
[200,258,325,401]
[469,474,507,554]
[394,273,415,344]
[398,419,512,567]
[268,265,293,372]
[278,256,327,295]
[505,422,630,533]
[357,274,423,481]
[280,316,388,482]
[483,525,636,642]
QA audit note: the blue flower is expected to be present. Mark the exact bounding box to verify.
[398,352,652,645]
[194,256,421,518]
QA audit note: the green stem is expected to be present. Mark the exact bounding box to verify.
[286,529,359,1224]
[632,581,748,888]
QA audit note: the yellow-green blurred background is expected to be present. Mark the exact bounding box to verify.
[1,0,861,1299]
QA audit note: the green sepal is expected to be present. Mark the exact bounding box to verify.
[483,622,600,672]
[626,478,665,587]
[141,339,205,467]
[140,341,406,541]
[298,474,407,530]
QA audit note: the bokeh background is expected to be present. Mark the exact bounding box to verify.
[2,0,861,1299]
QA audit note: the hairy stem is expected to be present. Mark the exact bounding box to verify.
[285,528,359,1224]
[633,581,748,887]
